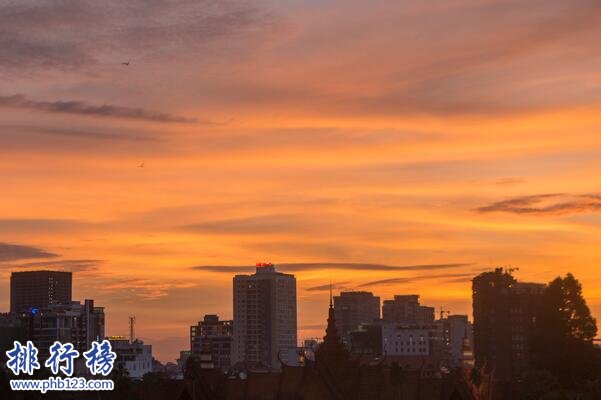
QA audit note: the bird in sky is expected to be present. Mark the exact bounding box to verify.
[121,61,130,66]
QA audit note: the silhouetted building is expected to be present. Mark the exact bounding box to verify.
[301,338,320,362]
[0,313,27,360]
[233,263,297,369]
[27,299,105,361]
[333,291,380,344]
[349,323,383,356]
[177,350,192,374]
[382,295,435,324]
[190,314,233,371]
[460,334,475,369]
[10,270,72,313]
[436,314,473,368]
[472,268,545,387]
[108,336,153,379]
[175,293,473,400]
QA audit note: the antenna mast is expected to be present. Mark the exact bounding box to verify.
[129,315,136,343]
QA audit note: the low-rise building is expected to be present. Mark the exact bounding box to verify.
[108,336,153,379]
[177,350,192,374]
[382,323,433,356]
[349,323,383,356]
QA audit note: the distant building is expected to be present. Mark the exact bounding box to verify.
[177,350,192,374]
[349,295,443,360]
[108,336,153,379]
[460,335,475,368]
[27,299,105,365]
[233,263,297,369]
[10,271,72,313]
[349,323,383,356]
[301,338,320,362]
[190,314,233,371]
[174,295,472,400]
[435,314,473,368]
[472,268,545,384]
[382,295,435,325]
[333,291,380,344]
[382,324,432,356]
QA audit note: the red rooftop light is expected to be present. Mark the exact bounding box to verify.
[256,262,274,267]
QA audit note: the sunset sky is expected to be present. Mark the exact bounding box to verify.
[1,0,601,362]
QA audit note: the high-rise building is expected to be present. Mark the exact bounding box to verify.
[190,314,233,371]
[232,263,297,369]
[333,291,380,344]
[472,268,545,386]
[10,270,72,313]
[382,295,435,324]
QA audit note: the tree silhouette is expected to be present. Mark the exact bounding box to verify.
[530,273,600,387]
[389,362,404,400]
[109,363,140,400]
[517,370,560,400]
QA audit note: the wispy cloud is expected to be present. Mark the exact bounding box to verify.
[0,219,90,234]
[182,214,303,235]
[98,278,197,300]
[0,95,196,123]
[0,124,161,143]
[192,262,470,274]
[0,0,272,72]
[281,262,471,272]
[305,281,351,292]
[358,273,474,288]
[476,193,601,216]
[0,242,58,262]
[192,265,257,274]
[4,259,103,272]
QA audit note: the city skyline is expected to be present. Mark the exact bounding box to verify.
[2,0,601,363]
[0,264,571,364]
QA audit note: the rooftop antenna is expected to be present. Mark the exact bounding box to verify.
[129,316,136,343]
[329,280,333,308]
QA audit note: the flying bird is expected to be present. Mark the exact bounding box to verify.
[121,61,130,66]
